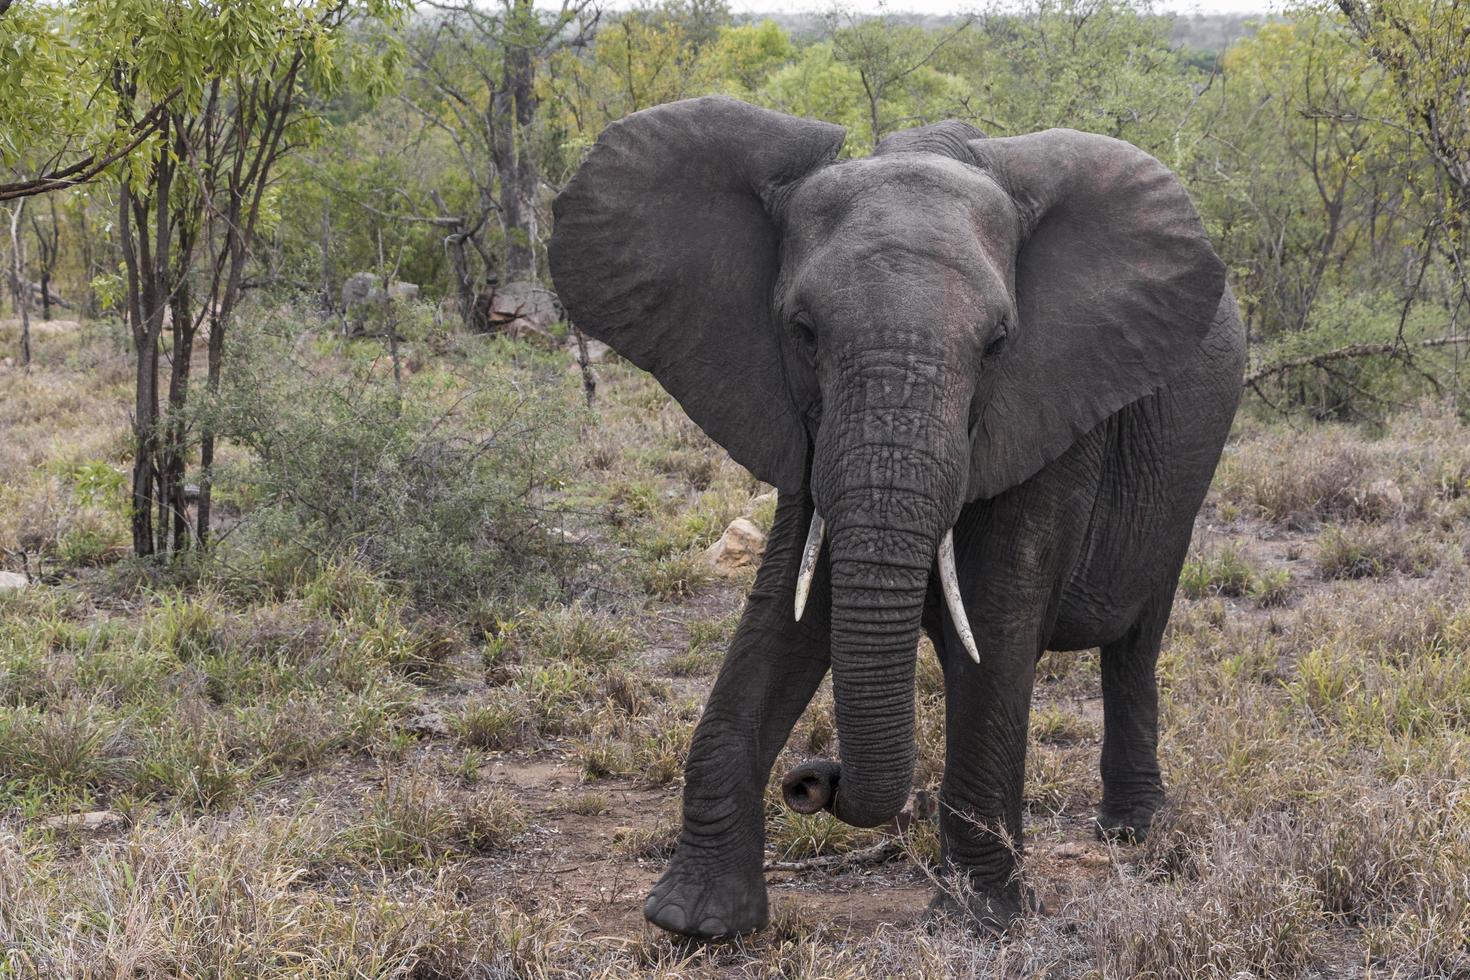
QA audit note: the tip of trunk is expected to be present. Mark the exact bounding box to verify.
[779,756,912,828]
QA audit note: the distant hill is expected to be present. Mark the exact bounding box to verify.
[735,10,1276,54]
[1169,12,1277,53]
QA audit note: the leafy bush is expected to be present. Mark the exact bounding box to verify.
[1245,290,1470,420]
[208,318,586,606]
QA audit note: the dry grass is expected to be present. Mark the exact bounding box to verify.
[1215,406,1470,529]
[8,316,1470,975]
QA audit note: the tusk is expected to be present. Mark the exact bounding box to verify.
[793,511,826,622]
[939,529,980,663]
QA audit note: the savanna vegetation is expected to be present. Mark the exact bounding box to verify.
[3,0,1470,975]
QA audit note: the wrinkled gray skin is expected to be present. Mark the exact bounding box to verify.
[549,97,1246,939]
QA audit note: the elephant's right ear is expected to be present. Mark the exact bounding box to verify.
[549,97,846,492]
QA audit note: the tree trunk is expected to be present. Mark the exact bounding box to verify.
[120,183,152,555]
[161,274,195,552]
[498,1,540,282]
[7,202,30,369]
[196,308,224,549]
[30,197,58,322]
[122,124,176,558]
[320,205,333,313]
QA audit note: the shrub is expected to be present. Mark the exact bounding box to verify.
[208,317,585,607]
[1316,524,1441,580]
[454,691,532,751]
[638,551,711,600]
[1250,567,1297,607]
[516,602,631,666]
[1178,542,1258,599]
[337,777,525,869]
[1216,406,1470,529]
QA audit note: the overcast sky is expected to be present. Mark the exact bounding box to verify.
[728,0,1277,16]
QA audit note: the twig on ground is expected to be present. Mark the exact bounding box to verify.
[764,837,904,872]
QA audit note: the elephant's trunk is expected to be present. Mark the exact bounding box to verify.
[793,350,971,828]
[821,511,935,826]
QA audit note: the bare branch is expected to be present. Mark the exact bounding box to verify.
[1246,336,1470,384]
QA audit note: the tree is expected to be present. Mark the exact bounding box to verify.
[1334,0,1470,218]
[1332,0,1470,307]
[822,5,974,149]
[9,0,408,556]
[1193,16,1408,341]
[941,0,1198,153]
[407,0,596,302]
[0,2,178,202]
[545,0,735,141]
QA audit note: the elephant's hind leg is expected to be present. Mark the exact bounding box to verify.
[643,492,832,940]
[1095,598,1172,842]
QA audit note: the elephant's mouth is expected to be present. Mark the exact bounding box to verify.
[792,510,979,664]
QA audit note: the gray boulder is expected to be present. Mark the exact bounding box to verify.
[342,273,420,336]
[476,281,560,342]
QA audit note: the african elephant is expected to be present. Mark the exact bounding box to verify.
[548,96,1245,938]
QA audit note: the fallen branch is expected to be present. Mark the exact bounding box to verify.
[1245,335,1470,384]
[764,837,904,872]
[23,281,73,310]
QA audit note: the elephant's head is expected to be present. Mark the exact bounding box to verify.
[549,97,1225,828]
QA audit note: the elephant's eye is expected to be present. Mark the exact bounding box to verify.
[791,314,817,356]
[984,319,1009,359]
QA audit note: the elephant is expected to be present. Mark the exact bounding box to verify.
[548,96,1245,938]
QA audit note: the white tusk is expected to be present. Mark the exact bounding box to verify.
[939,529,980,663]
[793,511,826,622]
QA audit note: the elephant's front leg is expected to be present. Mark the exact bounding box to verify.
[930,632,1039,932]
[643,493,831,939]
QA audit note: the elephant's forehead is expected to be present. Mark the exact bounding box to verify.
[785,154,1016,242]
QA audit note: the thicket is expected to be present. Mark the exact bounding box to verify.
[204,312,586,606]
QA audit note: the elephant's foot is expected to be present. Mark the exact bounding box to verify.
[643,852,767,939]
[923,881,1041,936]
[1094,796,1163,844]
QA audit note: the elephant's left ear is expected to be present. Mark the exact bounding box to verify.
[965,131,1226,500]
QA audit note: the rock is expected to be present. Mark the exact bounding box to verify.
[341,273,420,336]
[571,337,614,364]
[42,810,123,832]
[744,489,777,518]
[341,271,379,310]
[540,524,590,548]
[0,571,28,591]
[1358,478,1406,518]
[401,711,450,738]
[477,281,560,343]
[704,517,767,576]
